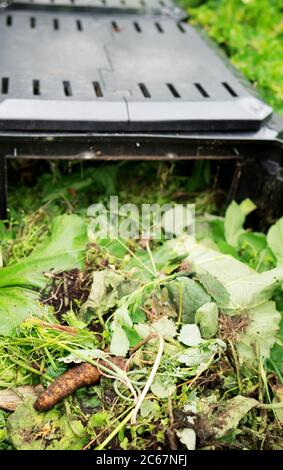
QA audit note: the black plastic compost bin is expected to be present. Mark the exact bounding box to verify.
[0,0,282,218]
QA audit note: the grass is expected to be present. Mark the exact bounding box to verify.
[181,0,283,114]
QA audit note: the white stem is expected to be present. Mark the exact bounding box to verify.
[131,334,164,424]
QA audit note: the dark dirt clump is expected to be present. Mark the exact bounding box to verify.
[40,269,91,322]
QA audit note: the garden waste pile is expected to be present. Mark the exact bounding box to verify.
[0,163,282,450]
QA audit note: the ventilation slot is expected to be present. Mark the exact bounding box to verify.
[133,22,142,33]
[53,19,59,31]
[93,81,103,98]
[63,81,72,97]
[111,21,120,33]
[76,20,83,31]
[139,83,151,98]
[155,22,164,33]
[30,17,36,29]
[6,15,12,27]
[167,83,180,98]
[177,23,186,33]
[70,0,75,3]
[222,82,238,97]
[194,83,209,98]
[120,0,126,4]
[33,80,40,96]
[1,77,9,95]
[101,0,107,4]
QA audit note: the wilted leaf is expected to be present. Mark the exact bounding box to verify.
[203,395,258,438]
[7,397,88,450]
[176,428,196,451]
[151,317,177,338]
[236,302,281,361]
[80,270,124,323]
[0,386,43,412]
[273,385,283,424]
[178,324,202,346]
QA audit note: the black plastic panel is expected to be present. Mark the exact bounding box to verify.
[1,0,183,17]
[0,9,272,132]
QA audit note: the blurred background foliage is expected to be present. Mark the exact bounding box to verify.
[180,0,283,114]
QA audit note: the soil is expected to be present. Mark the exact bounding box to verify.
[40,269,91,322]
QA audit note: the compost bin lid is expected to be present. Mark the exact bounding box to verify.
[0,0,183,17]
[0,8,272,133]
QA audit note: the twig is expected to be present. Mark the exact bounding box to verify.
[37,321,78,335]
[228,339,242,394]
[167,394,177,450]
[256,402,283,410]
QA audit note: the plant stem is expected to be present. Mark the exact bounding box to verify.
[256,402,283,410]
[146,241,158,277]
[96,409,134,450]
[131,334,164,424]
[228,339,242,394]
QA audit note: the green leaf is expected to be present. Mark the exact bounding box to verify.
[195,302,219,339]
[267,217,283,265]
[124,239,186,280]
[224,201,246,247]
[88,412,108,429]
[123,325,142,347]
[224,199,256,248]
[177,237,283,309]
[238,232,276,271]
[110,325,129,357]
[173,236,283,361]
[0,214,87,289]
[177,339,226,369]
[239,199,257,216]
[151,379,176,399]
[0,288,44,336]
[0,215,87,336]
[167,276,211,323]
[140,400,160,418]
[197,272,230,306]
